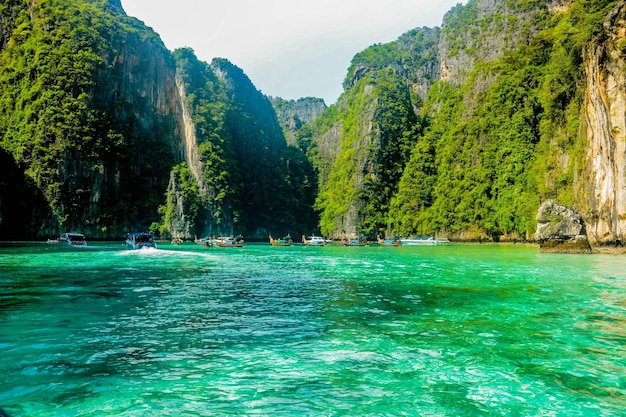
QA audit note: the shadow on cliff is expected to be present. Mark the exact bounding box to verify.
[0,149,51,239]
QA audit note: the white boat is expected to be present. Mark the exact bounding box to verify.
[125,232,157,249]
[54,232,87,246]
[302,235,327,246]
[400,236,450,245]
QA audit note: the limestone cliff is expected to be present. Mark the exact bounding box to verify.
[0,0,321,240]
[271,97,327,146]
[313,0,550,239]
[4,0,626,247]
[312,0,626,246]
[579,0,626,246]
[535,200,592,253]
[209,58,318,239]
[0,0,186,237]
[438,0,547,87]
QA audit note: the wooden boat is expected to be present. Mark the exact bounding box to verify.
[302,235,327,246]
[214,235,245,248]
[194,236,213,247]
[269,234,293,246]
[125,232,157,249]
[377,235,401,246]
[341,236,368,246]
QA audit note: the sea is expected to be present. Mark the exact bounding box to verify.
[1,241,625,416]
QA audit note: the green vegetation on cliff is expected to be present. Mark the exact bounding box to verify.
[0,0,621,242]
[0,0,317,239]
[157,52,318,239]
[0,0,176,236]
[313,0,618,241]
[314,66,425,238]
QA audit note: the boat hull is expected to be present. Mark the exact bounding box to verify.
[125,233,157,250]
[302,235,327,246]
[214,236,245,248]
[401,237,450,245]
[56,232,87,246]
[269,235,293,246]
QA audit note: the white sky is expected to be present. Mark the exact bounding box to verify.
[120,0,464,105]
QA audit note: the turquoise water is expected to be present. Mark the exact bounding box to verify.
[1,242,625,416]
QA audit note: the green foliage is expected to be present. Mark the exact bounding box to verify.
[394,50,548,237]
[358,69,421,237]
[316,81,372,235]
[158,162,203,238]
[385,0,617,239]
[1,0,620,242]
[388,129,437,236]
[0,0,176,236]
[172,48,236,233]
[168,52,318,238]
[317,68,423,238]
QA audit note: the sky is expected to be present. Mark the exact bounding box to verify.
[120,0,465,105]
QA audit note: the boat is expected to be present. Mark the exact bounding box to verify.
[302,235,327,246]
[400,236,450,245]
[52,232,87,246]
[341,236,368,246]
[125,232,157,250]
[194,236,213,247]
[377,235,401,246]
[214,235,245,248]
[269,234,293,246]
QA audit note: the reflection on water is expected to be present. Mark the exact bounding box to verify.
[1,243,625,416]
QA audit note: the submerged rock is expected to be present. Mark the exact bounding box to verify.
[535,200,592,253]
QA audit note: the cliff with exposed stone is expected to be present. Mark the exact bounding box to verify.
[0,0,316,240]
[535,200,592,253]
[579,0,626,248]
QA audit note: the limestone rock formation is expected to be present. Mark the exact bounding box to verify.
[271,97,327,147]
[579,0,626,247]
[535,200,592,253]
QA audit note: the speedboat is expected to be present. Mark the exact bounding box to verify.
[302,235,327,246]
[125,232,157,249]
[55,232,87,246]
[400,236,450,245]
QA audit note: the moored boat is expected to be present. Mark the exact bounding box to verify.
[214,235,245,248]
[302,235,327,246]
[400,236,450,245]
[341,236,368,246]
[194,236,213,247]
[269,234,293,246]
[377,235,401,246]
[125,232,157,250]
[53,232,87,246]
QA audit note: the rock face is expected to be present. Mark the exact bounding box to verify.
[271,97,327,146]
[0,1,318,240]
[579,0,626,246]
[535,200,592,253]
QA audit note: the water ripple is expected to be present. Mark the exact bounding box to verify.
[2,244,626,416]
